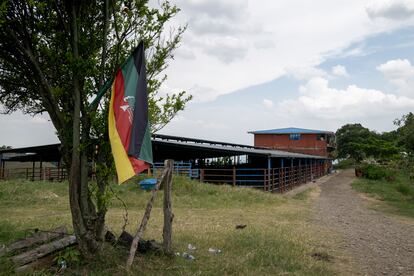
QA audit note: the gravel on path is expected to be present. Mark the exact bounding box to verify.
[313,169,414,276]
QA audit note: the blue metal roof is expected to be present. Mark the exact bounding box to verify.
[248,127,334,135]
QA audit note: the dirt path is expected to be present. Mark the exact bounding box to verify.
[313,169,414,276]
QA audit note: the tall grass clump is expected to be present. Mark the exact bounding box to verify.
[352,170,414,218]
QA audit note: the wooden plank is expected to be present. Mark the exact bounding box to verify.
[15,254,55,273]
[0,226,67,257]
[11,235,76,266]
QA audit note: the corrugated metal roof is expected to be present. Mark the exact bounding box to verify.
[248,127,334,135]
[0,135,329,163]
[153,138,328,159]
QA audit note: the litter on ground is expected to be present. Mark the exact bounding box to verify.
[182,252,195,260]
[208,248,222,254]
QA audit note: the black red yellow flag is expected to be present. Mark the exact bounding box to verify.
[108,42,153,183]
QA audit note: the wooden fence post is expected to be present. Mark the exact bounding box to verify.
[293,167,296,187]
[271,169,274,192]
[31,162,35,181]
[200,169,204,182]
[163,160,174,254]
[232,167,236,187]
[126,160,173,270]
[39,161,42,181]
[303,166,306,183]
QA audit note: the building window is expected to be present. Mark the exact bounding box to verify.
[289,133,301,140]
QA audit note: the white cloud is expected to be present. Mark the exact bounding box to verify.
[366,0,414,21]
[286,66,328,80]
[188,85,220,102]
[174,47,196,60]
[278,77,414,120]
[201,36,249,64]
[30,116,48,124]
[254,39,276,50]
[377,59,414,95]
[176,0,257,64]
[168,115,227,131]
[163,77,414,145]
[377,58,414,78]
[336,44,367,58]
[331,65,349,77]
[165,0,414,103]
[179,0,249,22]
[0,111,58,147]
[262,99,274,108]
[5,1,414,147]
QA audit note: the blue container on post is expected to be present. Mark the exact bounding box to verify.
[139,178,158,190]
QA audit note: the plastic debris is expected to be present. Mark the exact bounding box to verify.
[175,252,181,256]
[208,248,222,254]
[187,243,197,251]
[58,260,67,269]
[182,252,195,260]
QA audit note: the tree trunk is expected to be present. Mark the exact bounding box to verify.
[94,143,111,243]
[67,3,103,258]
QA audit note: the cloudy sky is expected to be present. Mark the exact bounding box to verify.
[1,0,414,147]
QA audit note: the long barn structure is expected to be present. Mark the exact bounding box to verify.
[0,134,332,193]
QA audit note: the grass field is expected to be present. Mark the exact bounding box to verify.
[0,177,339,275]
[352,171,414,218]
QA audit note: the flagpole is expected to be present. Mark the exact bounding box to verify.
[90,77,114,108]
[89,41,144,109]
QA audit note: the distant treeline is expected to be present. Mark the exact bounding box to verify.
[335,112,414,163]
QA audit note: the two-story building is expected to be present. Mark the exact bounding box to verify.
[248,127,335,157]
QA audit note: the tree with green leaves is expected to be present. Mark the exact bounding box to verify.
[363,134,399,160]
[336,123,399,162]
[394,112,414,154]
[0,0,191,258]
[336,124,372,162]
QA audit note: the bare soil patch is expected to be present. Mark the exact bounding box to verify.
[313,169,414,275]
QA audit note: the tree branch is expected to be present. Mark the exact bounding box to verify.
[99,0,109,87]
[6,29,64,132]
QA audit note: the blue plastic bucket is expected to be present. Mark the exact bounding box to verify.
[139,178,158,190]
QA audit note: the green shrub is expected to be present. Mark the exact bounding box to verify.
[360,164,392,180]
[395,183,411,195]
[334,159,355,169]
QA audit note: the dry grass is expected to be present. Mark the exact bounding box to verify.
[0,177,338,275]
